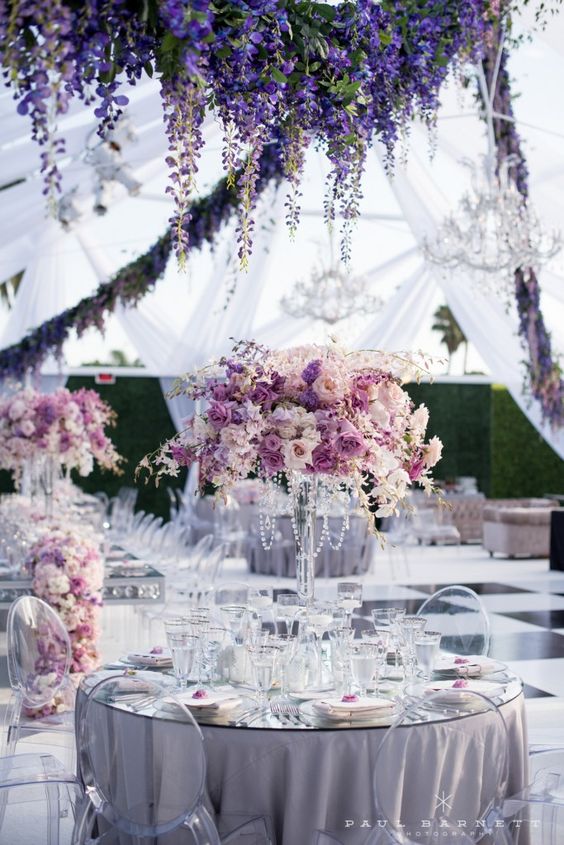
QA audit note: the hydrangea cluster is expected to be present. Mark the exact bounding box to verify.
[0,386,123,478]
[28,526,104,677]
[0,0,491,265]
[140,341,443,521]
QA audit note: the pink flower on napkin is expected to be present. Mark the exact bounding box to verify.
[454,657,470,665]
[192,689,208,699]
[452,679,469,688]
[150,646,163,655]
[341,694,359,703]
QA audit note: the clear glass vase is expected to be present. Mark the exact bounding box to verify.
[40,456,56,518]
[291,473,318,606]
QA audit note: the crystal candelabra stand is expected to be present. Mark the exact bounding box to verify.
[280,263,382,325]
[423,155,561,303]
[259,472,351,605]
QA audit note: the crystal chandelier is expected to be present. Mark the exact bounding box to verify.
[423,47,561,304]
[423,154,561,301]
[281,252,382,325]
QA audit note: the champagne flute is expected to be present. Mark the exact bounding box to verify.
[247,643,277,714]
[337,582,363,627]
[270,634,296,704]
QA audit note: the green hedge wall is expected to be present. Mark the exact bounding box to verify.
[0,378,561,511]
[66,376,186,519]
[490,384,564,497]
[406,382,492,495]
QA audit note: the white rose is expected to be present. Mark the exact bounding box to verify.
[283,438,314,471]
[423,436,443,468]
[368,400,390,427]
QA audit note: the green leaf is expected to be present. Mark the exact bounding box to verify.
[316,4,336,21]
[271,67,288,84]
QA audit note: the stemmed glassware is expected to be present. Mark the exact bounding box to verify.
[361,628,390,693]
[371,607,406,673]
[307,601,333,688]
[337,582,363,627]
[247,642,277,716]
[275,593,300,635]
[269,634,296,704]
[220,605,247,645]
[328,626,355,694]
[164,618,197,691]
[186,608,211,695]
[399,616,427,684]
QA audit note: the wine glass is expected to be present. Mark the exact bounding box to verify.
[349,642,378,698]
[249,587,274,614]
[220,605,247,645]
[399,616,427,683]
[361,628,390,692]
[186,608,211,694]
[337,582,363,627]
[247,643,277,714]
[328,626,356,694]
[276,592,300,635]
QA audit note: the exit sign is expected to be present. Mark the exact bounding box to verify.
[95,373,116,385]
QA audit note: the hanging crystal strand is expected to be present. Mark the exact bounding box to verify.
[258,474,279,550]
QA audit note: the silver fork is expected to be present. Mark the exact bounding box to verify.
[270,702,300,717]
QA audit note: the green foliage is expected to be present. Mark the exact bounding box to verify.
[490,384,564,497]
[66,376,186,519]
[406,382,491,495]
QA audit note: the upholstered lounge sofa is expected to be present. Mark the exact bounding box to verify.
[482,498,556,558]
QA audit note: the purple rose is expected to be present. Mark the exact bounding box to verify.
[302,359,322,385]
[351,388,369,414]
[260,449,285,474]
[262,432,282,451]
[311,444,336,473]
[212,383,228,401]
[70,576,87,596]
[250,381,276,407]
[333,425,366,458]
[207,401,232,430]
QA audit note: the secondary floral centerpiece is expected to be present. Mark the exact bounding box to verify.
[140,340,443,601]
[25,525,104,716]
[0,386,123,484]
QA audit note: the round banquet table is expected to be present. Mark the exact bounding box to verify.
[77,671,528,845]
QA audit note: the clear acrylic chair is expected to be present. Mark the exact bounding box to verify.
[416,585,490,656]
[75,675,270,844]
[0,752,83,845]
[214,582,250,607]
[5,596,76,771]
[502,748,564,844]
[371,689,509,844]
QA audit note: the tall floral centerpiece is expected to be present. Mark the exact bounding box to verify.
[141,342,443,603]
[0,387,123,512]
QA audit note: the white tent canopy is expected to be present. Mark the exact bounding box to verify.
[0,6,563,458]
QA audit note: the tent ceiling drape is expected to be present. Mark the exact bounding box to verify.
[0,6,563,458]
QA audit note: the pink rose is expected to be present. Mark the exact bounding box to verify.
[312,372,345,404]
[284,438,314,471]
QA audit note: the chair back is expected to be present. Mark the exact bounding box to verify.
[79,675,210,838]
[417,585,490,656]
[214,581,250,606]
[372,689,509,844]
[7,595,71,707]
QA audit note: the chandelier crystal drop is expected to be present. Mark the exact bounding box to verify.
[281,259,382,324]
[423,154,561,303]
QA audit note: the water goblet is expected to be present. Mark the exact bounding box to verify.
[205,625,230,685]
[276,592,300,635]
[249,587,274,613]
[361,628,390,691]
[328,626,356,693]
[337,582,363,627]
[247,643,277,713]
[415,630,442,680]
[348,642,378,698]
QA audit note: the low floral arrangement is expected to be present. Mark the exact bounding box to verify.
[0,386,123,479]
[140,341,443,522]
[25,525,104,715]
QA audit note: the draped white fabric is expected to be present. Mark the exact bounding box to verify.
[357,146,564,460]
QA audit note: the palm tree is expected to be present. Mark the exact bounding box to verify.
[431,305,468,374]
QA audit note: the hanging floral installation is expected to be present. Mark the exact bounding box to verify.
[479,22,564,428]
[0,0,492,267]
[0,145,284,381]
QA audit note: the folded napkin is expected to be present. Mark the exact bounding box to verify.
[425,679,506,698]
[314,696,396,716]
[434,655,500,676]
[175,690,242,711]
[126,651,172,668]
